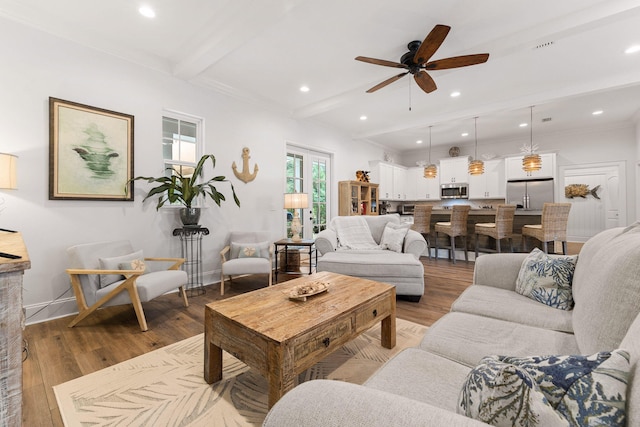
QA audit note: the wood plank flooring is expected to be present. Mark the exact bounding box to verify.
[21,257,474,426]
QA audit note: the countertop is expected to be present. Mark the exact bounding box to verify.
[431,209,542,216]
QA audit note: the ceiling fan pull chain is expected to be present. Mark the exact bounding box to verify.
[408,77,412,111]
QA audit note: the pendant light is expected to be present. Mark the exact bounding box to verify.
[423,126,437,178]
[522,106,542,172]
[468,117,484,175]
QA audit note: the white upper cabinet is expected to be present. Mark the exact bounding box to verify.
[439,157,471,183]
[369,161,408,200]
[505,153,556,180]
[393,167,407,200]
[408,167,440,200]
[469,159,505,199]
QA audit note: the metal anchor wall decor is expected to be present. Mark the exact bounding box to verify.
[232,147,258,183]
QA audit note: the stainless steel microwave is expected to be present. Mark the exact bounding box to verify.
[440,183,469,199]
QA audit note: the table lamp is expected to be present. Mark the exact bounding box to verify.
[0,153,17,190]
[284,193,308,241]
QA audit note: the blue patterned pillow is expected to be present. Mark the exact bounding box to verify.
[515,248,578,310]
[458,350,629,427]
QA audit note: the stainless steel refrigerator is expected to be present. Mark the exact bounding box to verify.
[506,178,554,210]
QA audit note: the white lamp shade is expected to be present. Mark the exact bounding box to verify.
[0,153,17,189]
[284,193,309,209]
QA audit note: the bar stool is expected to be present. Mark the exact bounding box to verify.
[411,205,433,258]
[522,203,572,254]
[474,204,516,257]
[435,205,470,264]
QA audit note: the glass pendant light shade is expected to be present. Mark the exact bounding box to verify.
[424,126,437,179]
[468,117,484,175]
[522,106,542,173]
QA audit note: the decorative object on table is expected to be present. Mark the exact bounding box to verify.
[0,153,17,190]
[284,193,309,241]
[522,105,543,172]
[231,146,258,183]
[424,126,437,178]
[468,117,484,176]
[288,281,329,301]
[127,154,240,226]
[565,184,601,199]
[355,170,370,182]
[49,97,134,201]
[448,146,460,157]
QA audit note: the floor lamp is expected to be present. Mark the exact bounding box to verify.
[284,193,309,241]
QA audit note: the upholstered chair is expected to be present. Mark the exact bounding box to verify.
[522,203,572,254]
[474,204,516,257]
[220,231,273,295]
[411,205,433,258]
[434,205,471,264]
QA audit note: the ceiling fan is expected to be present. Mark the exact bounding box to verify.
[355,24,489,94]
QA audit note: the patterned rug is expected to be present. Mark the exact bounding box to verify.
[54,318,427,426]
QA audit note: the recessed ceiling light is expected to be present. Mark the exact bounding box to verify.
[299,85,310,92]
[450,91,461,98]
[592,110,604,116]
[139,5,156,18]
[360,115,367,121]
[519,123,528,128]
[625,45,640,54]
[461,132,469,137]
[416,140,423,144]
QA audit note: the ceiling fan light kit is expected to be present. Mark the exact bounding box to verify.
[522,106,543,173]
[468,117,484,176]
[423,126,437,179]
[355,24,489,94]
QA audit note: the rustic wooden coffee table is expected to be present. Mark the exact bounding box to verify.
[204,271,396,408]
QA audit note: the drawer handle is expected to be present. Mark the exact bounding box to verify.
[372,309,378,317]
[322,337,331,347]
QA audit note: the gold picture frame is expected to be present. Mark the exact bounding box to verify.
[49,97,134,201]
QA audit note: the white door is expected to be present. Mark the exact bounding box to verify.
[560,163,625,242]
[286,145,332,239]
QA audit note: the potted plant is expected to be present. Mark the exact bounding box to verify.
[128,154,240,226]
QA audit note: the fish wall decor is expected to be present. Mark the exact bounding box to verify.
[565,184,600,199]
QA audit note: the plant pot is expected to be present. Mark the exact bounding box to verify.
[179,207,201,227]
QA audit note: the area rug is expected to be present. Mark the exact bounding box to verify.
[54,318,427,427]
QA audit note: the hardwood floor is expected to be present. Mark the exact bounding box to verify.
[21,257,474,426]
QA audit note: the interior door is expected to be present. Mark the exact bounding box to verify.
[285,145,332,239]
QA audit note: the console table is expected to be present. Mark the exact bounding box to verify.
[0,231,31,426]
[173,227,209,296]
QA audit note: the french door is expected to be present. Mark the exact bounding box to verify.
[285,145,331,240]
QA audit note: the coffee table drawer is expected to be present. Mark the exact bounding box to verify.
[294,316,353,368]
[354,294,393,331]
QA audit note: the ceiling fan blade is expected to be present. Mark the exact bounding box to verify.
[414,71,437,94]
[355,56,407,69]
[424,53,490,70]
[366,72,409,93]
[414,24,451,65]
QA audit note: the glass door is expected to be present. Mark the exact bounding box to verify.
[286,145,331,239]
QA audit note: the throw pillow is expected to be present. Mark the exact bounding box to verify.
[230,241,270,259]
[515,248,578,310]
[458,349,629,427]
[379,222,410,253]
[99,250,144,288]
[118,259,148,275]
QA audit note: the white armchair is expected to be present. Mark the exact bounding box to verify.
[220,231,273,295]
[66,240,189,331]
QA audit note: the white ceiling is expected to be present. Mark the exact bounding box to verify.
[3,0,640,152]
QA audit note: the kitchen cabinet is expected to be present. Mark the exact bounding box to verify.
[469,159,505,199]
[505,153,556,180]
[439,157,470,183]
[338,181,379,216]
[369,161,408,200]
[408,167,440,200]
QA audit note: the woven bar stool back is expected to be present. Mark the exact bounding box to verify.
[434,205,470,264]
[522,202,572,254]
[474,204,516,257]
[411,205,433,258]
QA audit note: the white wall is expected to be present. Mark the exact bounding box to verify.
[0,18,385,323]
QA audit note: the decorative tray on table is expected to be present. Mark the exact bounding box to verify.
[288,281,329,301]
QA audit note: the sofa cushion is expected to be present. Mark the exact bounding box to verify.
[379,222,410,252]
[318,251,422,279]
[98,250,144,288]
[230,240,269,259]
[515,248,577,311]
[420,312,580,368]
[620,312,640,427]
[451,285,573,333]
[572,222,640,354]
[458,350,630,426]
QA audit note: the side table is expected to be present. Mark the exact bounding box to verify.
[273,238,316,282]
[173,227,209,296]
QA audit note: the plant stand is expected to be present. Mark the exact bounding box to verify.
[173,227,209,296]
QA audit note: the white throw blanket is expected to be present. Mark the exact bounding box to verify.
[333,217,380,250]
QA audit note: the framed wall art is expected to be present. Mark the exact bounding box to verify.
[49,97,134,201]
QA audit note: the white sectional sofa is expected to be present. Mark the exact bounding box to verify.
[315,214,427,301]
[263,223,640,426]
